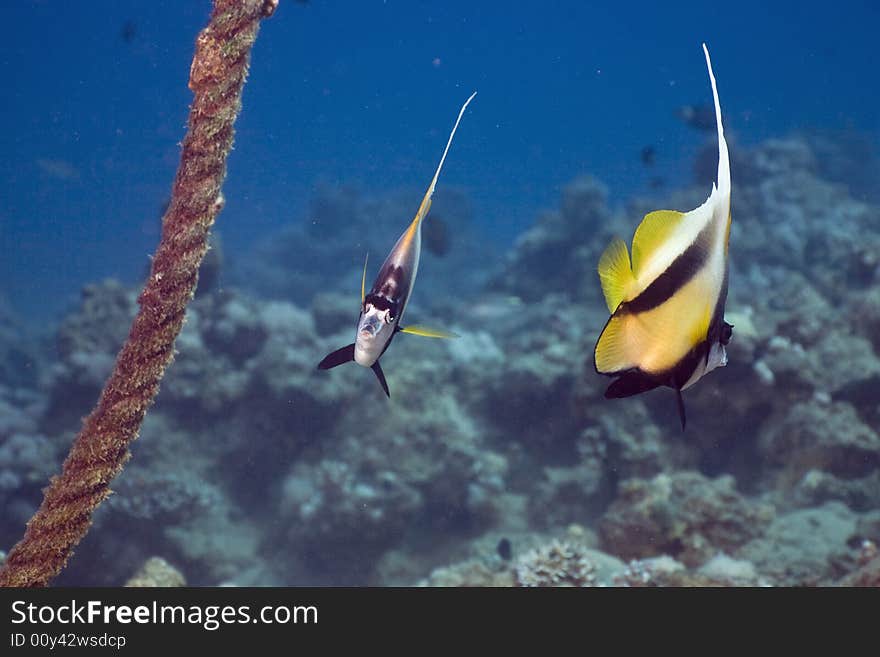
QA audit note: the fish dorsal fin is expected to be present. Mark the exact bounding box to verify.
[411,91,477,229]
[598,237,636,313]
[631,210,687,276]
[703,43,730,199]
[361,252,369,303]
[399,324,459,339]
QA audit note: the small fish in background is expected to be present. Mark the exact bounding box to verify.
[422,214,452,257]
[317,92,477,396]
[120,20,137,44]
[640,145,656,167]
[675,102,717,133]
[594,44,732,429]
[649,176,665,190]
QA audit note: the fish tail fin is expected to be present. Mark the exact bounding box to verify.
[702,43,729,198]
[411,91,477,229]
[597,237,636,313]
[317,344,355,370]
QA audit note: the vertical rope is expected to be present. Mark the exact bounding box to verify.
[0,0,278,587]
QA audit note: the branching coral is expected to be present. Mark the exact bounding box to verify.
[514,539,597,587]
[0,0,277,587]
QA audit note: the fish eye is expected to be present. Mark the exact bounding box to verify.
[721,322,733,345]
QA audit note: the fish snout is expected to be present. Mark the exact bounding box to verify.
[358,314,382,337]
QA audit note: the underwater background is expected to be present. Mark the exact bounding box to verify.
[1,0,879,585]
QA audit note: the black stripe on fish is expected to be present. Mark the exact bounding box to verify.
[706,265,731,350]
[364,293,400,319]
[603,340,710,430]
[371,263,410,305]
[619,223,713,315]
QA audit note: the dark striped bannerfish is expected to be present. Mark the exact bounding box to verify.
[593,44,732,429]
[317,92,477,397]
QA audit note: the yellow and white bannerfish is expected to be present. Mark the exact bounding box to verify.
[317,92,477,397]
[594,44,732,429]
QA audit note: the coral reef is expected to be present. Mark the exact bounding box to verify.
[3,131,880,586]
[514,540,597,587]
[0,296,40,389]
[125,557,186,587]
[598,472,774,567]
[735,502,858,585]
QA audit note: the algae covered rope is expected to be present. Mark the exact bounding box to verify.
[0,0,278,588]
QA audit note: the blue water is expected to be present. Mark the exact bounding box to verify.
[1,0,877,321]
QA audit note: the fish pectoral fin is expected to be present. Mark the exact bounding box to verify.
[631,210,686,275]
[371,360,390,398]
[398,324,459,339]
[317,344,355,370]
[598,237,636,313]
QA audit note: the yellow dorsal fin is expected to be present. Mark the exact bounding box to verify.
[361,252,369,302]
[631,210,686,276]
[399,324,459,339]
[598,237,636,313]
[411,91,477,229]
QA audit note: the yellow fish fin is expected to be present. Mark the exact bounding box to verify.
[595,314,639,374]
[361,252,369,303]
[631,210,686,276]
[598,237,636,313]
[399,324,459,339]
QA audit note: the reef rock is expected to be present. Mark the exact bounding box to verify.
[598,471,774,567]
[735,502,858,585]
[758,401,880,500]
[125,557,186,587]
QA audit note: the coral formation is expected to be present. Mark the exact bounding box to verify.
[598,472,773,567]
[514,540,596,587]
[125,557,186,587]
[735,502,858,585]
[2,114,879,585]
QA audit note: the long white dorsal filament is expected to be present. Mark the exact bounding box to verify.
[414,91,477,222]
[702,43,729,197]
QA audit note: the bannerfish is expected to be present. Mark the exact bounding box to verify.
[593,44,732,429]
[317,92,477,396]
